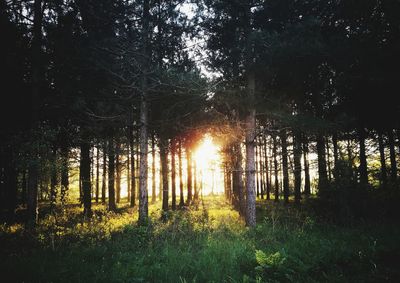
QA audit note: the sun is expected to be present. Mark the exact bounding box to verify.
[193,135,224,195]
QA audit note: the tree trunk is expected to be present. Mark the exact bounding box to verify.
[115,142,121,203]
[245,71,256,227]
[108,138,116,212]
[178,139,184,207]
[358,128,368,186]
[127,148,131,202]
[388,129,397,183]
[186,146,193,204]
[129,128,135,207]
[303,138,311,196]
[255,139,260,198]
[27,0,43,229]
[160,138,169,212]
[293,132,302,204]
[80,141,92,218]
[138,0,150,225]
[326,138,332,182]
[273,134,279,202]
[171,139,177,210]
[151,135,156,203]
[101,143,107,204]
[263,135,270,200]
[95,145,100,203]
[378,131,387,186]
[50,148,57,212]
[280,129,289,203]
[317,134,328,190]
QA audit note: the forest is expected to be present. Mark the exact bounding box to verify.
[1,0,400,282]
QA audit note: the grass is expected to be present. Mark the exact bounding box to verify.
[1,196,399,282]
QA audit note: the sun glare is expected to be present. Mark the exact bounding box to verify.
[194,136,224,195]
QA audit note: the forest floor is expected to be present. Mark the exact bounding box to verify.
[1,196,400,283]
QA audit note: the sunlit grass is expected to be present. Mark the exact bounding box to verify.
[1,196,399,282]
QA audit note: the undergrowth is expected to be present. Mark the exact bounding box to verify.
[1,197,399,282]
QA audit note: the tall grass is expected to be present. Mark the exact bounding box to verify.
[1,197,399,282]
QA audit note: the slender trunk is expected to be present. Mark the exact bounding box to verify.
[138,0,150,224]
[115,142,121,203]
[129,128,135,207]
[178,139,184,207]
[378,131,387,186]
[293,132,302,204]
[232,142,245,215]
[273,134,279,202]
[108,138,116,211]
[101,143,107,204]
[245,71,256,227]
[160,138,169,212]
[388,129,397,183]
[50,148,57,212]
[332,133,339,170]
[81,141,92,218]
[151,135,156,203]
[358,128,368,186]
[259,137,265,199]
[255,139,260,198]
[303,139,311,196]
[95,146,100,203]
[186,146,193,204]
[263,135,270,200]
[27,0,43,229]
[326,138,332,182]
[127,148,131,202]
[280,129,289,203]
[317,134,328,190]
[171,139,177,210]
[194,158,198,200]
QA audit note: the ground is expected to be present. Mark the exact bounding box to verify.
[1,197,399,283]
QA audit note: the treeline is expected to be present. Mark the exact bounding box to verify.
[1,0,400,228]
[203,0,400,222]
[0,0,209,227]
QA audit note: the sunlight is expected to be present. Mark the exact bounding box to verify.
[194,135,224,195]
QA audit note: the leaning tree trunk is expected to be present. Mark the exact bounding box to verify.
[280,129,289,204]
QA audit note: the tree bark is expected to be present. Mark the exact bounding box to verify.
[273,134,279,202]
[160,138,169,212]
[101,143,107,204]
[115,142,121,203]
[245,71,256,227]
[108,138,116,212]
[358,128,368,186]
[95,145,100,203]
[178,139,185,207]
[186,146,193,204]
[378,131,387,186]
[80,141,92,218]
[151,135,156,203]
[388,129,397,183]
[303,138,311,196]
[317,134,328,190]
[293,131,302,204]
[138,0,150,225]
[280,129,289,203]
[171,139,177,210]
